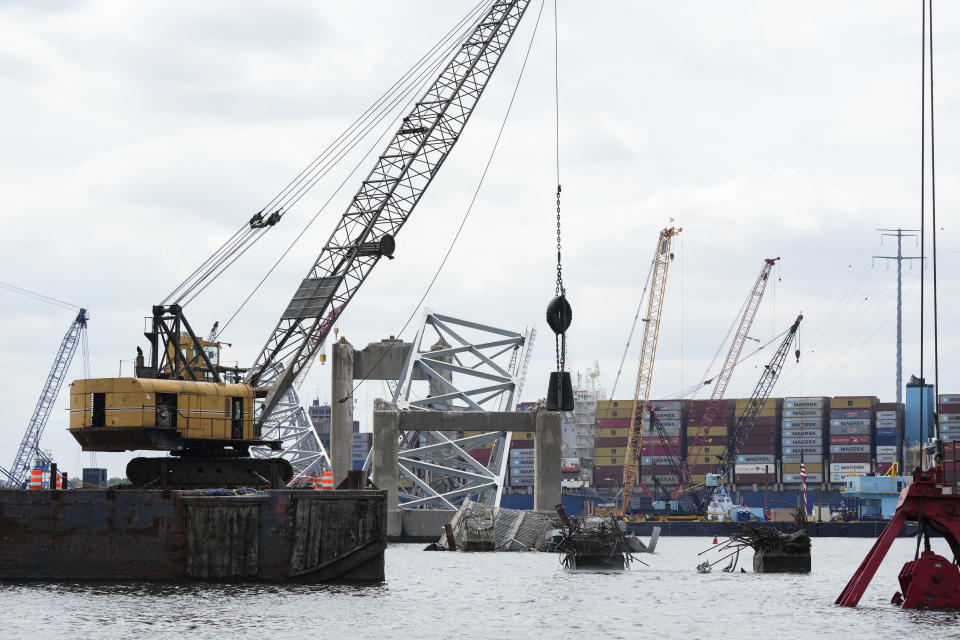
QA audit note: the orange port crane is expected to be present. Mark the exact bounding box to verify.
[619,226,681,515]
[677,257,779,499]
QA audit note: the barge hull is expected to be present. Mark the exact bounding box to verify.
[0,488,386,582]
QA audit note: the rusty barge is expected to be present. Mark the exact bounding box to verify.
[0,488,387,582]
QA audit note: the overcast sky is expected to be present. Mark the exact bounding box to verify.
[1,1,958,479]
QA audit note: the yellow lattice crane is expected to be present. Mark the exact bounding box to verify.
[619,226,681,516]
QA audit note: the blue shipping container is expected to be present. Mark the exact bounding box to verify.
[830,409,872,420]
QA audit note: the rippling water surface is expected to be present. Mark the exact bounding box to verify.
[3,536,960,639]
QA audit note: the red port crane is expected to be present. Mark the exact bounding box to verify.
[677,257,779,498]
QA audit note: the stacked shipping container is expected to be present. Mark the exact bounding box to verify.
[593,400,633,487]
[828,396,876,482]
[731,397,780,484]
[640,400,686,492]
[875,401,901,474]
[780,397,828,484]
[938,394,960,445]
[507,429,536,487]
[686,399,729,486]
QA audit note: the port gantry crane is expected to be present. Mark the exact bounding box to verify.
[680,313,803,513]
[676,257,779,502]
[1,308,88,488]
[68,0,534,488]
[619,226,681,516]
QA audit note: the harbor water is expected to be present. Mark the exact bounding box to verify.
[2,537,959,638]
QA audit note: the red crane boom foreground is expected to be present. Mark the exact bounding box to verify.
[677,257,779,497]
[836,453,960,609]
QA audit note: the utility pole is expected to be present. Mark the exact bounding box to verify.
[875,228,922,405]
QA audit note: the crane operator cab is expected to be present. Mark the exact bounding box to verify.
[68,304,292,488]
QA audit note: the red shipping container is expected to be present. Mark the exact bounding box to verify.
[687,437,728,447]
[876,462,897,475]
[510,439,534,449]
[830,453,872,463]
[744,416,778,427]
[471,449,492,465]
[641,447,679,457]
[939,403,960,413]
[738,444,776,455]
[593,466,624,485]
[595,437,629,447]
[877,402,899,411]
[829,434,870,445]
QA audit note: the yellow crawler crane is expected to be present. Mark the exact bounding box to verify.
[619,226,681,516]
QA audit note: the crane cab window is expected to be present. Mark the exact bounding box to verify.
[156,393,177,429]
[230,397,243,439]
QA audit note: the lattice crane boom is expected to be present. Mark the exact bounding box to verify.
[245,0,531,427]
[619,226,681,515]
[684,313,802,513]
[678,257,779,497]
[1,308,88,487]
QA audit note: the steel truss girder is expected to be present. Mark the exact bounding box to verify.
[250,366,330,484]
[245,0,531,428]
[387,310,534,510]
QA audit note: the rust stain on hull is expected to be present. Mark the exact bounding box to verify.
[0,489,386,582]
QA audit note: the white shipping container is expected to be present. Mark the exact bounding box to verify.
[830,418,872,427]
[735,464,776,475]
[876,454,898,463]
[783,418,824,428]
[510,467,535,477]
[830,462,872,474]
[783,408,823,418]
[877,411,898,419]
[939,423,960,433]
[641,456,675,466]
[876,419,898,428]
[939,414,960,423]
[783,473,823,483]
[509,457,534,467]
[875,446,897,455]
[782,446,823,455]
[943,433,960,442]
[830,444,870,454]
[736,454,776,464]
[785,398,828,408]
[510,448,535,458]
[940,395,960,404]
[510,476,534,486]
[782,429,823,439]
[783,438,820,446]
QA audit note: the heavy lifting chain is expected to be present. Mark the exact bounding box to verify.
[554,183,566,373]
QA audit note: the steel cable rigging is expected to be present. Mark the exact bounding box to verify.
[160,0,491,310]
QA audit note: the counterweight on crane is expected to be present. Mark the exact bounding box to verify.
[678,257,779,498]
[681,313,802,512]
[1,309,88,488]
[67,0,533,489]
[619,226,680,515]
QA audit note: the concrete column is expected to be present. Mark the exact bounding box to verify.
[372,400,400,537]
[331,337,355,483]
[534,409,562,512]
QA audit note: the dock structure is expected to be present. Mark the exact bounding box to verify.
[372,401,561,537]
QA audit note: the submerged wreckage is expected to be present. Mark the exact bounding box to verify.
[429,500,659,569]
[698,508,811,574]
